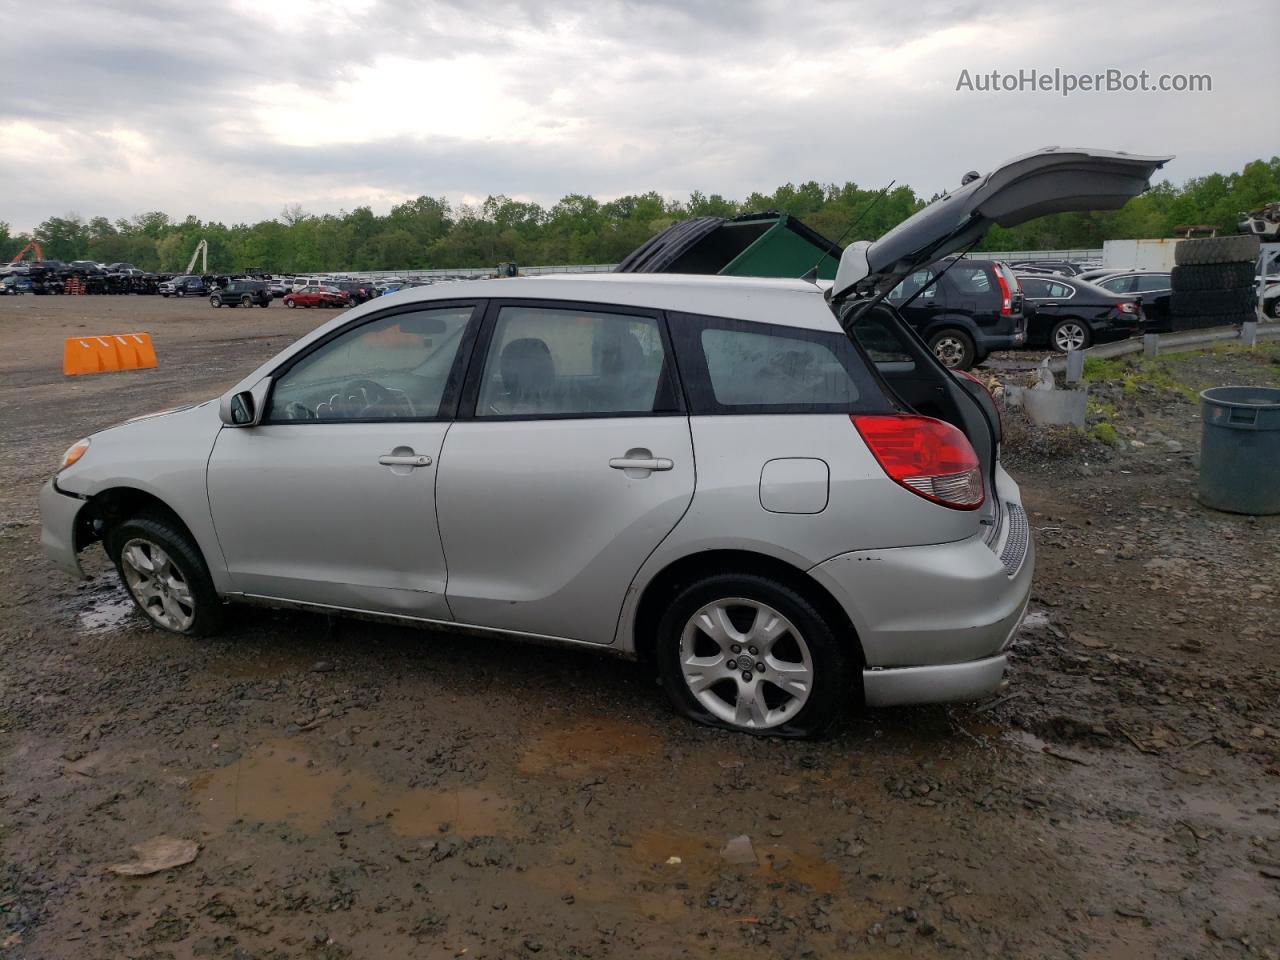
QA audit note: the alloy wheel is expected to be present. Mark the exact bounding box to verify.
[678,598,813,730]
[932,336,966,367]
[1053,322,1088,352]
[119,538,196,631]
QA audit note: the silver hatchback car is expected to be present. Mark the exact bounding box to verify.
[40,148,1169,736]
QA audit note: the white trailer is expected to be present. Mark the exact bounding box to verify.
[1102,238,1181,271]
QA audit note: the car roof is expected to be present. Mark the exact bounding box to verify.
[369,273,839,331]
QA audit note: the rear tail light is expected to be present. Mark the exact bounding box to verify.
[994,270,1014,315]
[1117,302,1138,314]
[852,415,985,509]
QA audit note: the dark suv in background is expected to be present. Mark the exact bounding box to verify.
[884,258,1026,369]
[210,280,272,308]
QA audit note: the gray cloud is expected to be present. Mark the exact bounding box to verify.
[1,0,1274,231]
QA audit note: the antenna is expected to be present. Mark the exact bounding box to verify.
[803,180,896,283]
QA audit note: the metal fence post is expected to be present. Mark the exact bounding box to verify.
[1064,349,1085,384]
[1143,334,1160,359]
[1242,321,1258,348]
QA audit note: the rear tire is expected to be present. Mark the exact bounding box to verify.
[1171,262,1255,292]
[1049,318,1091,353]
[655,573,850,738]
[1171,288,1258,317]
[106,514,223,637]
[928,329,976,370]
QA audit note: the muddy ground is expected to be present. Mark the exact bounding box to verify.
[1,295,1277,960]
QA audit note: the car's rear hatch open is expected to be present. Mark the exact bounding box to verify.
[831,147,1171,538]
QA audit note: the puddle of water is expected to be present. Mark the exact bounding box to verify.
[629,828,841,894]
[518,717,663,778]
[192,739,512,837]
[78,592,138,633]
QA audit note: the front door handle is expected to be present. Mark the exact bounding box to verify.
[609,457,673,472]
[379,453,432,467]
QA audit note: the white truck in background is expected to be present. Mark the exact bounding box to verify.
[1102,237,1181,271]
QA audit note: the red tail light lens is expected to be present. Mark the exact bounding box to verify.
[994,270,1013,315]
[852,415,985,509]
[1117,302,1137,314]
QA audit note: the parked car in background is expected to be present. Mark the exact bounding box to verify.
[883,258,1026,369]
[282,285,352,308]
[1,275,35,294]
[1092,270,1172,330]
[1007,260,1083,276]
[159,275,209,297]
[210,280,272,308]
[1017,274,1142,351]
[1262,277,1279,319]
[1075,267,1125,284]
[334,280,377,304]
[66,260,105,276]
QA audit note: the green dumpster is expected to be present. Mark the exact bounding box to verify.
[615,212,842,280]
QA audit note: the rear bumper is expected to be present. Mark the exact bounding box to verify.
[39,477,87,578]
[809,474,1034,707]
[863,653,1009,707]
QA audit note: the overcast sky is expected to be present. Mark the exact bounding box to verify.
[1,0,1274,232]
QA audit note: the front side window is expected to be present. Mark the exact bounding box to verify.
[475,306,671,417]
[267,306,474,421]
[887,269,937,302]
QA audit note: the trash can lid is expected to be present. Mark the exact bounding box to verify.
[1200,385,1280,409]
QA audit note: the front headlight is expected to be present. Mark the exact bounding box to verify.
[60,438,91,471]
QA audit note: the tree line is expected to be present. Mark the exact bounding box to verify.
[2,157,1275,275]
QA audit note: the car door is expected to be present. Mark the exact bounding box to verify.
[206,302,481,618]
[436,300,694,645]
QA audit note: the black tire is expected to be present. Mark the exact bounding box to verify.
[1171,262,1256,292]
[210,296,221,307]
[927,329,976,370]
[655,573,852,738]
[106,513,223,637]
[1174,235,1260,266]
[285,299,296,308]
[176,289,185,298]
[1049,318,1092,353]
[1267,298,1279,320]
[241,295,253,308]
[1171,288,1258,317]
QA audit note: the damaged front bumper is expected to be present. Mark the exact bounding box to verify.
[39,476,88,578]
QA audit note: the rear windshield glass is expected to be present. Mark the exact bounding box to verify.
[669,313,886,415]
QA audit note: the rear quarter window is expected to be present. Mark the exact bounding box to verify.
[668,312,887,415]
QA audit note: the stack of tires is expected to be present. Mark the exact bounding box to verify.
[1171,236,1260,331]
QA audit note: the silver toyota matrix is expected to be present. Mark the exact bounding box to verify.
[40,148,1169,736]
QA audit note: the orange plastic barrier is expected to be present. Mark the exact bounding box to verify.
[63,333,157,376]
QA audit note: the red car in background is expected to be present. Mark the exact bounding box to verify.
[282,286,352,309]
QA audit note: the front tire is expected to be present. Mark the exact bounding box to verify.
[655,573,850,738]
[1050,318,1091,353]
[928,329,976,370]
[107,514,223,637]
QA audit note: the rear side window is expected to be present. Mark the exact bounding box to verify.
[947,264,994,294]
[669,313,886,415]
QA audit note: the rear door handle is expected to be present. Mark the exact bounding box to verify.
[379,454,432,467]
[609,457,673,472]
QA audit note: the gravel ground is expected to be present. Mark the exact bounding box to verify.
[1,296,1277,959]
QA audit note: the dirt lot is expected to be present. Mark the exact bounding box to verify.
[2,295,1278,960]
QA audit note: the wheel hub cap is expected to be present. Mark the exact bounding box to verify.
[678,598,814,730]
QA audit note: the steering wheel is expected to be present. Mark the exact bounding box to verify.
[338,379,415,418]
[283,401,315,420]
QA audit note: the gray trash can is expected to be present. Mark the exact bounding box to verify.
[1198,385,1280,515]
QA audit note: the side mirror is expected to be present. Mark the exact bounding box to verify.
[229,392,255,425]
[219,377,270,427]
